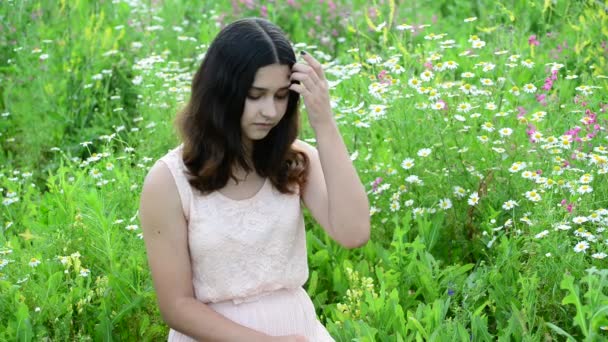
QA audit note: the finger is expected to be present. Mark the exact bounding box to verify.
[292,63,321,85]
[290,72,316,93]
[301,52,325,81]
[292,63,320,85]
[288,82,309,96]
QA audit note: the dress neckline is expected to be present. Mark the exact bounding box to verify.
[214,177,269,202]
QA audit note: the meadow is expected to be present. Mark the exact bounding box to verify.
[1,0,607,340]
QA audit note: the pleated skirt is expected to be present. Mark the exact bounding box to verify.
[168,287,335,341]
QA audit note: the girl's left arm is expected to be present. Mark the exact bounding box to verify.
[290,52,370,248]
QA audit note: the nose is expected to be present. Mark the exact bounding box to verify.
[261,98,278,119]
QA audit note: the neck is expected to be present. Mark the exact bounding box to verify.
[242,139,253,164]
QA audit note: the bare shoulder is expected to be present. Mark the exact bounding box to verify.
[143,158,174,189]
[140,161,183,218]
[292,138,317,156]
[139,159,187,247]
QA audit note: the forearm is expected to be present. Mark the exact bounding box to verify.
[313,118,370,248]
[165,297,271,342]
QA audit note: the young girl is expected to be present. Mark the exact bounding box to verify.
[139,17,370,341]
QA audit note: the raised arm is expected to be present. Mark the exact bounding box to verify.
[289,51,371,249]
[139,161,275,341]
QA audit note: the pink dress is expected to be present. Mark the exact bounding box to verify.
[158,144,335,341]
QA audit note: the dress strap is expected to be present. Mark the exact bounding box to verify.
[158,145,193,222]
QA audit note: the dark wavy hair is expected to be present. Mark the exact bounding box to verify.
[175,17,309,195]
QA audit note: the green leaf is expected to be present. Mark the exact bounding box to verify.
[15,302,33,341]
[307,270,319,296]
[473,300,491,317]
[407,316,429,340]
[545,322,577,341]
[560,274,589,334]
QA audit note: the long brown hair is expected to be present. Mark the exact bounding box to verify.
[175,17,308,195]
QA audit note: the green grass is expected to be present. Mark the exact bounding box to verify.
[1,0,608,340]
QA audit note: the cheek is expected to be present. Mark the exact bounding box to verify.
[277,99,289,116]
[242,100,256,121]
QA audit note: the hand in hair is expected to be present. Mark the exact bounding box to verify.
[289,52,333,129]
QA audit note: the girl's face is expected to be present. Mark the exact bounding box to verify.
[241,63,292,148]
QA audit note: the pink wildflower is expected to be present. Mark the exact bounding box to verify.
[328,0,336,11]
[536,94,547,106]
[560,199,574,213]
[372,177,383,193]
[517,106,527,116]
[528,35,540,46]
[368,7,378,19]
[377,70,391,85]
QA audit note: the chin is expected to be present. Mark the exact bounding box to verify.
[247,133,269,141]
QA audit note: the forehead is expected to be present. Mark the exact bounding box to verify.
[252,64,291,89]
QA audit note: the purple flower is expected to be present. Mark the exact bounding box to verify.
[371,177,383,193]
[528,35,540,46]
[536,93,547,106]
[517,106,527,116]
[561,199,574,213]
[328,0,336,11]
[368,7,378,19]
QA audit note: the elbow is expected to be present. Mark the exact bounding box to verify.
[159,297,188,330]
[159,306,177,330]
[340,224,371,249]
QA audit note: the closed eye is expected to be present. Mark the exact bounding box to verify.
[247,92,289,101]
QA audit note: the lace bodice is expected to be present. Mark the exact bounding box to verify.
[158,145,309,304]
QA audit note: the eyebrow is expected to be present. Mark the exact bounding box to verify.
[250,85,291,91]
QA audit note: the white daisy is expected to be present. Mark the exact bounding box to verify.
[405,175,423,185]
[445,61,458,70]
[498,128,513,137]
[577,185,593,194]
[439,198,452,210]
[573,241,589,253]
[420,70,434,81]
[502,200,518,210]
[467,192,480,206]
[523,83,537,94]
[417,148,432,157]
[453,186,467,198]
[524,190,541,202]
[592,252,607,259]
[401,158,415,170]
